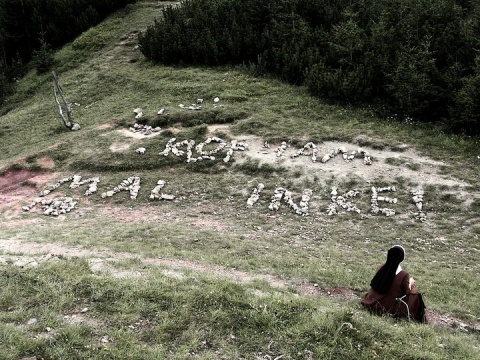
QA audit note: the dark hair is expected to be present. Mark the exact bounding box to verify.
[370,245,405,294]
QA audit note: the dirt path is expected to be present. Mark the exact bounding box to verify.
[1,238,478,333]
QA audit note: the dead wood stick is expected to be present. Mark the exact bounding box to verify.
[52,71,80,130]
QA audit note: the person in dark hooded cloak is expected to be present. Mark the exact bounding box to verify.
[361,245,426,322]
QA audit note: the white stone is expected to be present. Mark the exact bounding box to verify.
[321,154,331,163]
[160,194,175,200]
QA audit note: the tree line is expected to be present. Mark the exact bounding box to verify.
[0,0,137,106]
[139,0,480,135]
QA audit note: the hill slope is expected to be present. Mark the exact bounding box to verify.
[0,1,479,359]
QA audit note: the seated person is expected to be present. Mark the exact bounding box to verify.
[361,245,426,322]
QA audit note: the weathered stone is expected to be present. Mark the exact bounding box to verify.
[160,194,175,200]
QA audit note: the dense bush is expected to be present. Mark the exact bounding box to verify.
[0,64,10,103]
[139,0,480,135]
[32,36,55,74]
[139,0,273,65]
[0,0,138,105]
[0,0,138,65]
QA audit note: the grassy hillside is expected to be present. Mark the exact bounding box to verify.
[0,1,479,359]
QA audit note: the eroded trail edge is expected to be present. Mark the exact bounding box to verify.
[1,238,478,333]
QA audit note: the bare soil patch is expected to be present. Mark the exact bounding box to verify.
[108,128,164,152]
[208,124,233,137]
[109,140,134,152]
[0,169,55,191]
[109,123,469,188]
[234,135,469,188]
[63,312,104,328]
[0,169,38,191]
[0,170,58,222]
[36,157,55,169]
[115,128,163,140]
[96,123,115,130]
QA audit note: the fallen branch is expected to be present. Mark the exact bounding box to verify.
[53,71,80,131]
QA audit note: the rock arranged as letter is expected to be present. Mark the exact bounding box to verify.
[275,141,289,157]
[195,137,227,159]
[224,140,248,162]
[129,123,161,135]
[69,175,100,196]
[101,177,141,200]
[327,187,361,215]
[318,147,372,165]
[291,142,318,162]
[411,189,427,222]
[371,186,396,216]
[268,187,285,211]
[23,196,77,216]
[268,187,313,215]
[246,183,265,207]
[149,180,176,201]
[179,103,202,110]
[22,175,99,214]
[285,188,313,216]
[40,197,77,216]
[133,108,143,119]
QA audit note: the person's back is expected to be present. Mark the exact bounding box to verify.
[361,245,426,322]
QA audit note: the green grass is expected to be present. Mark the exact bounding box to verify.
[0,0,479,358]
[1,259,479,360]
